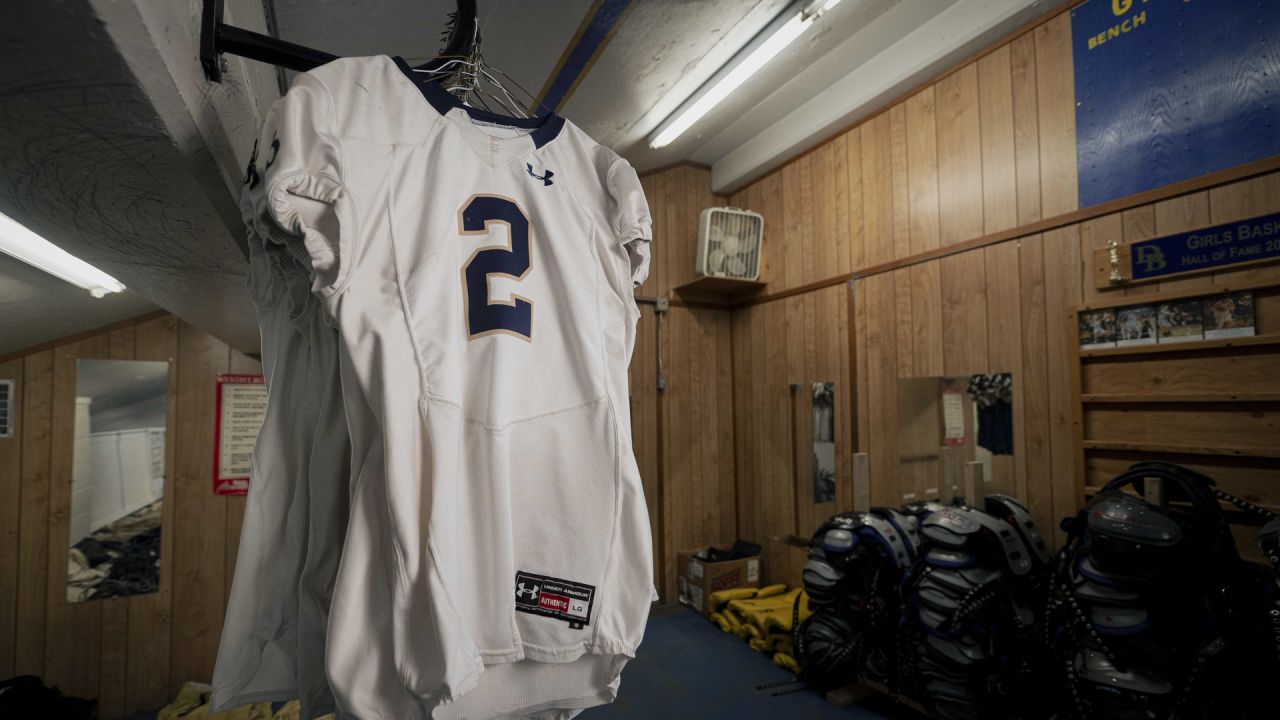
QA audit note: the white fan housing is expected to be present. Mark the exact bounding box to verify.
[696,207,763,281]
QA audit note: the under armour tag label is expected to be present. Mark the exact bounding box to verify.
[514,570,595,629]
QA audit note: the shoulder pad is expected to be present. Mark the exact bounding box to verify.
[1087,493,1182,546]
[819,527,857,555]
[985,494,1051,566]
[872,507,920,559]
[1257,518,1279,572]
[858,514,913,570]
[925,547,977,569]
[965,508,1033,576]
[923,508,982,547]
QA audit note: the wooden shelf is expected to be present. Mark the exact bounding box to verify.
[672,276,766,303]
[1078,274,1280,312]
[1083,440,1280,459]
[1079,333,1280,359]
[1071,278,1280,540]
[1082,392,1280,403]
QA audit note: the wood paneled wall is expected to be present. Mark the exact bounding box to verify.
[730,285,852,583]
[719,13,1084,559]
[627,303,738,601]
[0,315,259,717]
[637,164,729,299]
[727,15,1079,293]
[721,9,1280,558]
[632,164,740,599]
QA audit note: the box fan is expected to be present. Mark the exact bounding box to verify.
[696,207,763,281]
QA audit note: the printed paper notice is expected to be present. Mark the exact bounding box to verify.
[942,389,965,446]
[214,374,266,496]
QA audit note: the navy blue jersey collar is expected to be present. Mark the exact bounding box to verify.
[392,56,564,149]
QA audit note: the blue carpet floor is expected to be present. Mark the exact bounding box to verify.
[581,605,917,720]
[130,606,921,719]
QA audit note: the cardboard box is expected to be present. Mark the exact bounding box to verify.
[675,547,760,616]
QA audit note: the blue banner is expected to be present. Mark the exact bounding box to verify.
[1072,0,1280,208]
[1129,212,1280,280]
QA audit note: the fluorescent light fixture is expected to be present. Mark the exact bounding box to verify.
[649,0,843,149]
[0,211,126,298]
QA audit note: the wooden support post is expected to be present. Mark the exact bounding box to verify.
[1143,476,1166,507]
[790,384,806,533]
[939,446,959,503]
[852,452,871,511]
[964,461,985,507]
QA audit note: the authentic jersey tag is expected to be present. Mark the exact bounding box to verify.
[514,570,595,629]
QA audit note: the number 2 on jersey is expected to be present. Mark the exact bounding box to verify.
[460,195,533,341]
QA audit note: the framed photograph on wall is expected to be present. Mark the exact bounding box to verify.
[1115,305,1157,347]
[1202,292,1255,339]
[1157,299,1204,344]
[1079,309,1117,349]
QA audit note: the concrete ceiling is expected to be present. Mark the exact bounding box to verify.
[0,253,157,357]
[271,0,1057,191]
[0,0,1057,356]
[0,0,276,355]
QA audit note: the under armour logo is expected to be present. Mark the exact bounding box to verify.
[526,163,554,186]
[1134,245,1167,273]
[515,583,539,600]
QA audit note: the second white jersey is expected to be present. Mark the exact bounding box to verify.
[241,55,655,718]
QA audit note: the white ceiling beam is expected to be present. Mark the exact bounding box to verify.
[711,0,1054,194]
[0,0,279,352]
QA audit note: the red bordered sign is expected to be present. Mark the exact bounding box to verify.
[942,388,966,447]
[213,374,266,496]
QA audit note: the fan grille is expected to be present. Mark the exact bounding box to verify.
[699,208,763,280]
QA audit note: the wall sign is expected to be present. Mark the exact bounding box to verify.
[942,389,965,447]
[1072,0,1280,208]
[213,374,266,496]
[1129,211,1280,281]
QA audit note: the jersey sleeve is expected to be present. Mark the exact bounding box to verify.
[241,73,353,295]
[605,159,652,287]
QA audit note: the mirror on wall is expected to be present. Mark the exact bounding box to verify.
[896,373,1014,500]
[67,359,169,603]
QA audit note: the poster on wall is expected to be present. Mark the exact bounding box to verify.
[1079,309,1118,349]
[811,382,835,503]
[213,374,266,496]
[942,388,965,447]
[1116,305,1157,347]
[1157,300,1203,344]
[1072,0,1280,208]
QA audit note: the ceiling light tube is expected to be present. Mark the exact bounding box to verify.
[0,211,126,298]
[649,0,842,149]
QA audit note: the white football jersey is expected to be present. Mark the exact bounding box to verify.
[214,213,350,718]
[212,240,313,710]
[240,54,655,718]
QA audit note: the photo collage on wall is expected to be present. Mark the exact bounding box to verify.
[1116,305,1157,347]
[1202,291,1256,339]
[1079,291,1255,349]
[1078,308,1117,349]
